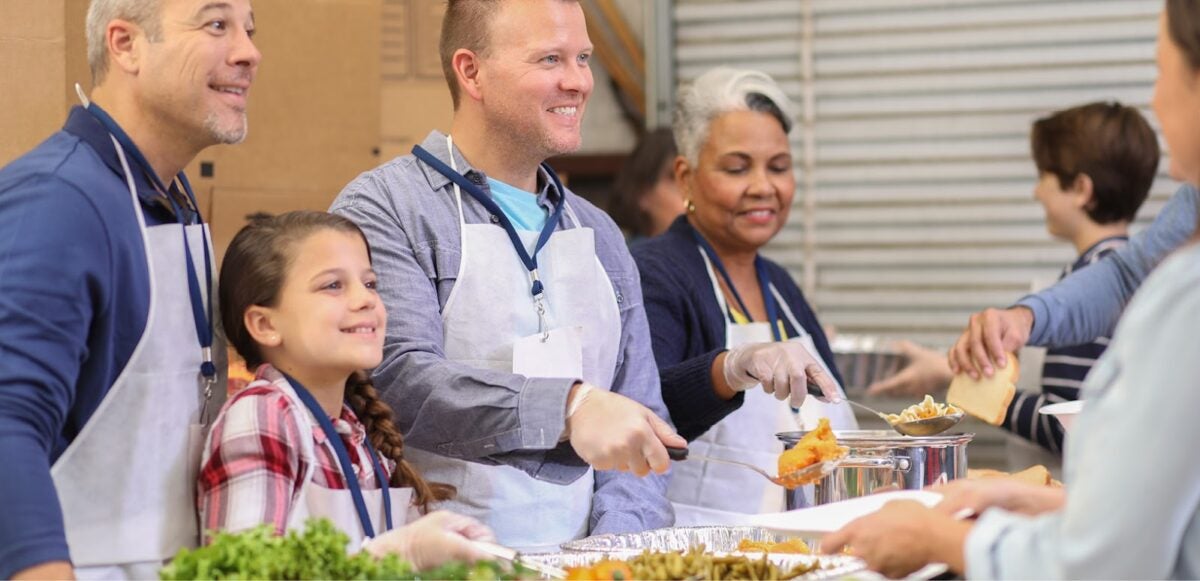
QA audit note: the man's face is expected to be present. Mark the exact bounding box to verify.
[475,0,594,161]
[137,0,261,147]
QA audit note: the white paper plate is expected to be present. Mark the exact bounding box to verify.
[1038,400,1083,432]
[748,490,943,537]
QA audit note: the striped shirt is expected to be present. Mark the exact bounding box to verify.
[1003,236,1127,453]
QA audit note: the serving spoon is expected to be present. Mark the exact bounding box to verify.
[665,446,838,489]
[802,381,962,437]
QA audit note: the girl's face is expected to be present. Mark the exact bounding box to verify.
[1153,10,1200,185]
[679,109,795,256]
[257,229,386,381]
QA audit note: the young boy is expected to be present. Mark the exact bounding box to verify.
[1007,101,1159,453]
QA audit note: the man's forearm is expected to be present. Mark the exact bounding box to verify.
[13,561,73,581]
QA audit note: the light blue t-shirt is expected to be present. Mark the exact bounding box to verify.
[487,177,548,232]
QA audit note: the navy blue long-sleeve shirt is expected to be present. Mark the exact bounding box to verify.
[1003,236,1126,454]
[0,107,175,577]
[632,216,843,441]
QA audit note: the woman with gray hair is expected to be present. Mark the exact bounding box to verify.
[632,68,856,525]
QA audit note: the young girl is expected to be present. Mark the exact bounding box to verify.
[199,211,491,567]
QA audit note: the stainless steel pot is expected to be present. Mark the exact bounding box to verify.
[776,430,973,509]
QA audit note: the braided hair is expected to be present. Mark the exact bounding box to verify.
[345,371,455,512]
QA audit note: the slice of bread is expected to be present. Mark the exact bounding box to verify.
[968,464,1055,487]
[947,355,1019,425]
[966,468,1008,480]
[1010,464,1052,486]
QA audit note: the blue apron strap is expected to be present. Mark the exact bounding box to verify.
[755,257,784,342]
[283,373,393,537]
[412,144,564,299]
[692,228,785,340]
[86,103,217,399]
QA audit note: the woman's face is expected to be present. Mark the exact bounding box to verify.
[680,109,795,255]
[1153,10,1200,185]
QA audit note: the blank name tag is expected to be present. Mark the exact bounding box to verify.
[513,326,584,379]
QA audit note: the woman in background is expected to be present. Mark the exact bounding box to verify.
[608,127,683,241]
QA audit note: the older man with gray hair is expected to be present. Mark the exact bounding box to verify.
[0,0,258,577]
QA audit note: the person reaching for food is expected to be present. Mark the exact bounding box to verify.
[822,4,1200,576]
[870,100,1159,457]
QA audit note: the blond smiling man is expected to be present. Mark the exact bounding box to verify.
[331,0,685,547]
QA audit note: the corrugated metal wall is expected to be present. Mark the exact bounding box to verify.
[674,0,1171,348]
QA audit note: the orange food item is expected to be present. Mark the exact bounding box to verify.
[565,559,635,581]
[736,537,811,554]
[777,417,847,485]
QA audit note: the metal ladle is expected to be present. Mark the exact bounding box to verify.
[804,381,962,437]
[665,446,838,489]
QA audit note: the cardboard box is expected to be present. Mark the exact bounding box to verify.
[186,0,383,196]
[0,0,88,166]
[380,81,453,160]
[208,186,341,261]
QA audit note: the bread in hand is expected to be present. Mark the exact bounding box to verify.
[968,464,1055,487]
[947,355,1019,425]
[1010,464,1052,486]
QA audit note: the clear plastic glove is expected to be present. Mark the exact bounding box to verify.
[866,340,953,397]
[364,511,496,571]
[567,385,686,476]
[723,341,841,407]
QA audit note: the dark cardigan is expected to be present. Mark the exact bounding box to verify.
[631,216,845,441]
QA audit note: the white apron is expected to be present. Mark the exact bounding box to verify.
[267,379,416,551]
[50,134,227,579]
[405,138,622,548]
[668,250,855,526]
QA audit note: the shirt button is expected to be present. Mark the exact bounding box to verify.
[470,173,485,185]
[490,214,500,224]
[616,291,624,304]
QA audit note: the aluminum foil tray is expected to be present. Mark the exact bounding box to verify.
[561,525,811,553]
[522,551,865,580]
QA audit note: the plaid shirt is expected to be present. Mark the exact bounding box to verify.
[197,364,394,541]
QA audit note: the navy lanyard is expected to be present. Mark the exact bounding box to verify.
[692,229,784,342]
[86,104,217,389]
[411,145,565,301]
[282,372,393,538]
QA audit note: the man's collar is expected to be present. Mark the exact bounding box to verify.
[413,130,565,203]
[63,106,130,184]
[62,105,192,217]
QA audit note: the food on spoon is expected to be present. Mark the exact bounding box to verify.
[884,394,960,425]
[735,537,812,554]
[777,418,847,487]
[947,354,1019,425]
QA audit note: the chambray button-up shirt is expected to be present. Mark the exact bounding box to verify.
[329,131,674,535]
